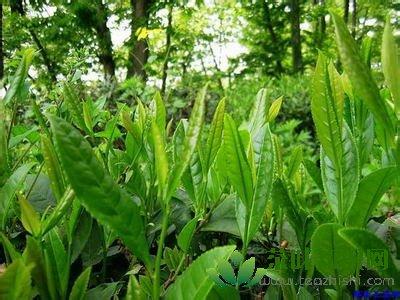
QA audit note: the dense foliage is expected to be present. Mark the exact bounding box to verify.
[0,1,400,300]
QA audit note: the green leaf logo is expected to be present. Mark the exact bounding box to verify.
[207,250,267,288]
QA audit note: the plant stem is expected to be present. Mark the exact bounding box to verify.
[241,213,249,257]
[153,207,170,300]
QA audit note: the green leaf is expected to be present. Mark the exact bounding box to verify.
[330,11,395,144]
[126,275,147,300]
[19,194,41,237]
[303,159,323,191]
[248,88,268,135]
[223,114,253,206]
[177,217,198,252]
[204,98,225,172]
[218,260,236,285]
[152,122,169,202]
[86,282,119,300]
[62,82,88,132]
[311,223,359,278]
[166,85,206,201]
[201,196,240,236]
[287,145,302,180]
[382,16,400,117]
[311,53,343,166]
[245,124,274,246]
[237,257,255,285]
[22,236,51,299]
[0,232,21,261]
[0,163,34,229]
[41,133,66,202]
[70,209,93,263]
[271,179,303,245]
[152,91,166,135]
[339,228,400,288]
[267,96,283,122]
[4,48,35,104]
[41,187,75,236]
[320,124,359,222]
[69,267,91,300]
[0,259,33,300]
[346,167,399,228]
[165,246,236,300]
[48,115,151,268]
[45,229,69,298]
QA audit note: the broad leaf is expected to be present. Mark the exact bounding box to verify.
[347,167,399,227]
[339,228,400,288]
[177,217,198,252]
[311,53,343,166]
[320,124,359,223]
[48,116,151,267]
[165,246,235,299]
[311,223,359,278]
[244,124,274,246]
[223,114,253,206]
[331,11,395,144]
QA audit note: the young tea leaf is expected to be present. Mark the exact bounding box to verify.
[48,115,151,268]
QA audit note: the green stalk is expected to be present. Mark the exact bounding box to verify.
[241,212,250,257]
[153,206,170,299]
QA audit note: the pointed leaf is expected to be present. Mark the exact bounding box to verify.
[223,114,253,206]
[48,116,151,267]
[166,86,206,201]
[339,228,400,288]
[19,194,41,236]
[204,98,225,172]
[237,257,255,285]
[311,223,359,278]
[382,16,400,117]
[177,217,198,252]
[346,167,400,227]
[331,11,395,143]
[165,246,235,300]
[69,267,91,300]
[245,124,274,246]
[0,259,33,300]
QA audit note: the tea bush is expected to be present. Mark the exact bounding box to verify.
[0,11,399,300]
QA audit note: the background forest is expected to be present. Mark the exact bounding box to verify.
[3,0,399,125]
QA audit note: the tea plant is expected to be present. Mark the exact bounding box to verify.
[0,12,399,300]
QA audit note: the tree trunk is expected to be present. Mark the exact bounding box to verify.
[0,3,3,80]
[263,2,283,74]
[94,1,116,78]
[289,0,303,73]
[352,0,357,37]
[344,0,350,24]
[127,0,151,80]
[161,3,173,95]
